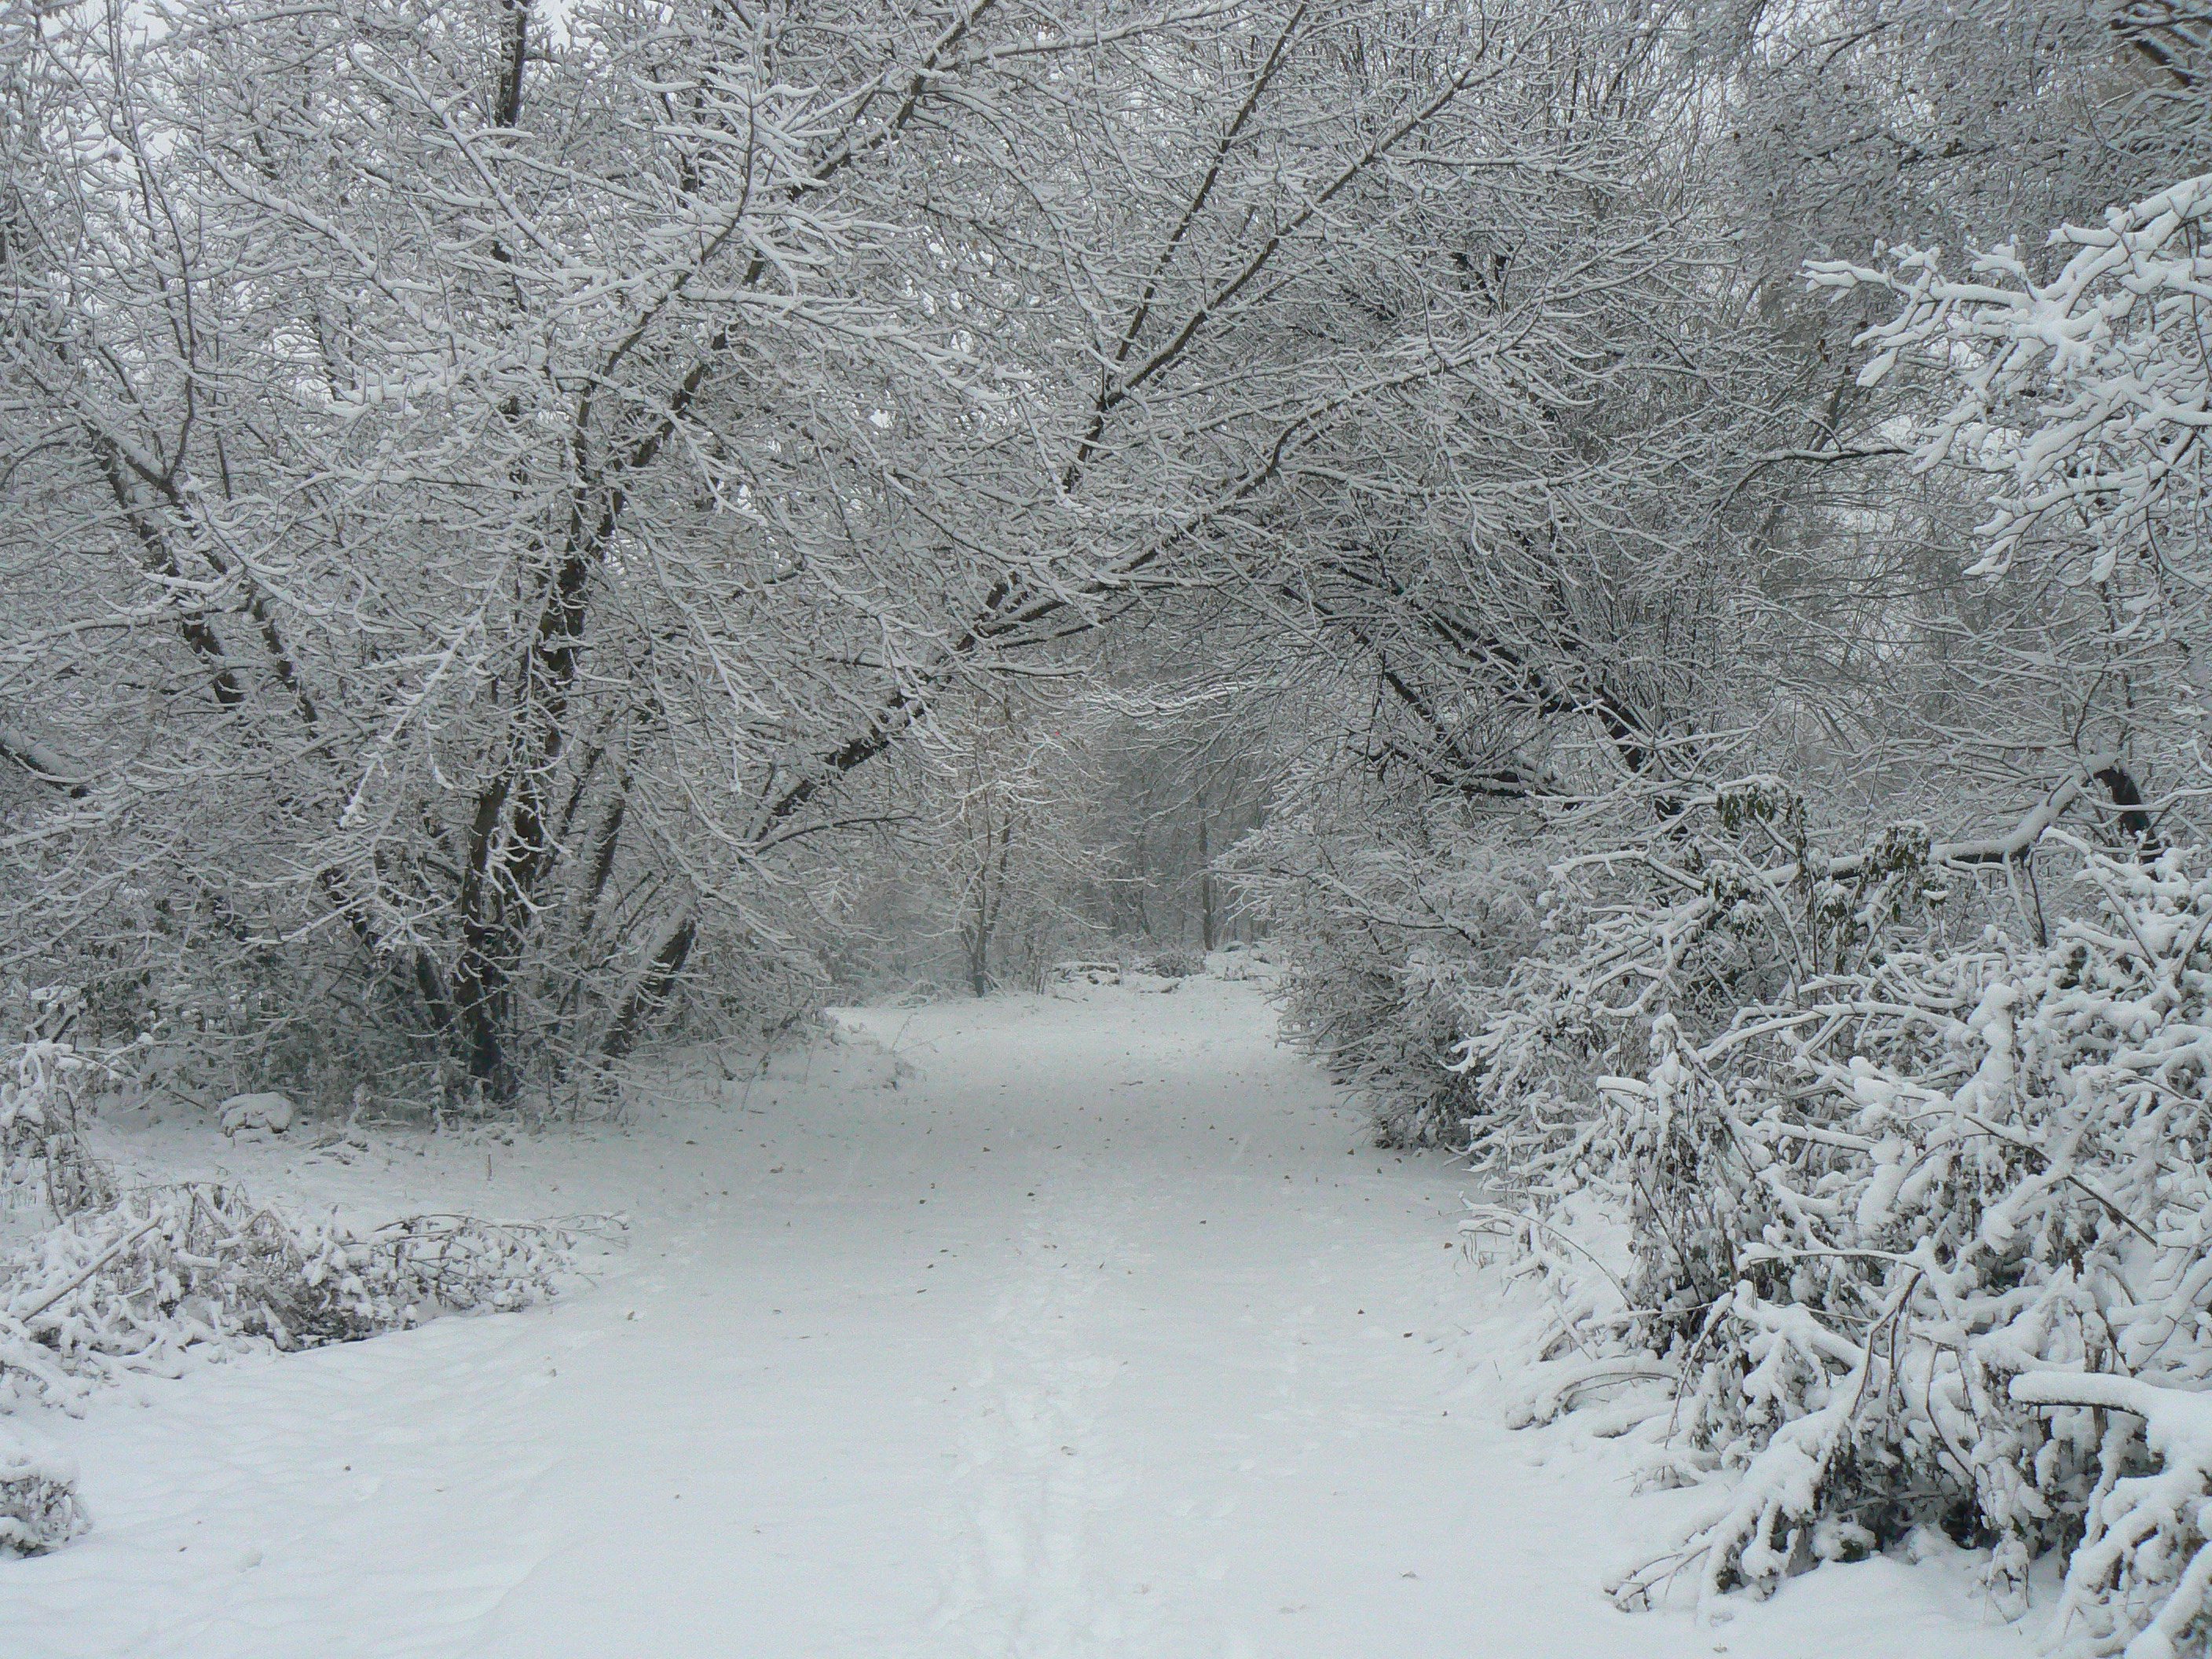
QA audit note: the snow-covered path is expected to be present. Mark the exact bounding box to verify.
[10,980,2027,1657]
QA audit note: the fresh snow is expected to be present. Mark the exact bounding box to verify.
[9,980,2031,1657]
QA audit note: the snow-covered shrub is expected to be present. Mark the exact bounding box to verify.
[1,1038,115,1220]
[1240,818,1549,1144]
[1252,774,1957,1145]
[1,1037,573,1423]
[0,1185,573,1412]
[1259,758,2212,1646]
[1461,831,2212,1654]
[0,1424,85,1557]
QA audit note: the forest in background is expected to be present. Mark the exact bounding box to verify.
[9,0,2212,1647]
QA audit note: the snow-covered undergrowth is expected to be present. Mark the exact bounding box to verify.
[1269,787,2212,1654]
[0,1426,83,1558]
[0,1039,572,1555]
[1249,824,1547,1146]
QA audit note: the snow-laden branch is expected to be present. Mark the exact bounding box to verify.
[0,726,86,797]
[1811,174,2212,584]
[1815,753,2112,877]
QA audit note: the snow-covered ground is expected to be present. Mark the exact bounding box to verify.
[9,979,2031,1657]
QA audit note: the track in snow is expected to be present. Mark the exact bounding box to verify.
[10,980,2027,1657]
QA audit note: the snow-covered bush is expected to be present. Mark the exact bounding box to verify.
[0,1185,572,1413]
[2,1038,116,1220]
[1260,753,2212,1647]
[1446,822,2212,1654]
[0,1424,85,1557]
[0,1034,575,1549]
[1242,819,1550,1145]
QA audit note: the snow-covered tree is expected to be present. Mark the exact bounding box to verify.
[0,0,1543,1093]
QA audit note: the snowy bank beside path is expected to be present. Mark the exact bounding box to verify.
[8,980,2026,1657]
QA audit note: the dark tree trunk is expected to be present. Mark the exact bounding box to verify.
[1199,819,1217,952]
[603,916,697,1060]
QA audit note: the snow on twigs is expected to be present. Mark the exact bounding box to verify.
[0,1420,85,1558]
[1502,840,2212,1651]
[1810,174,2212,591]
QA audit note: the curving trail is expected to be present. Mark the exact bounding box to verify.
[9,980,2026,1658]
